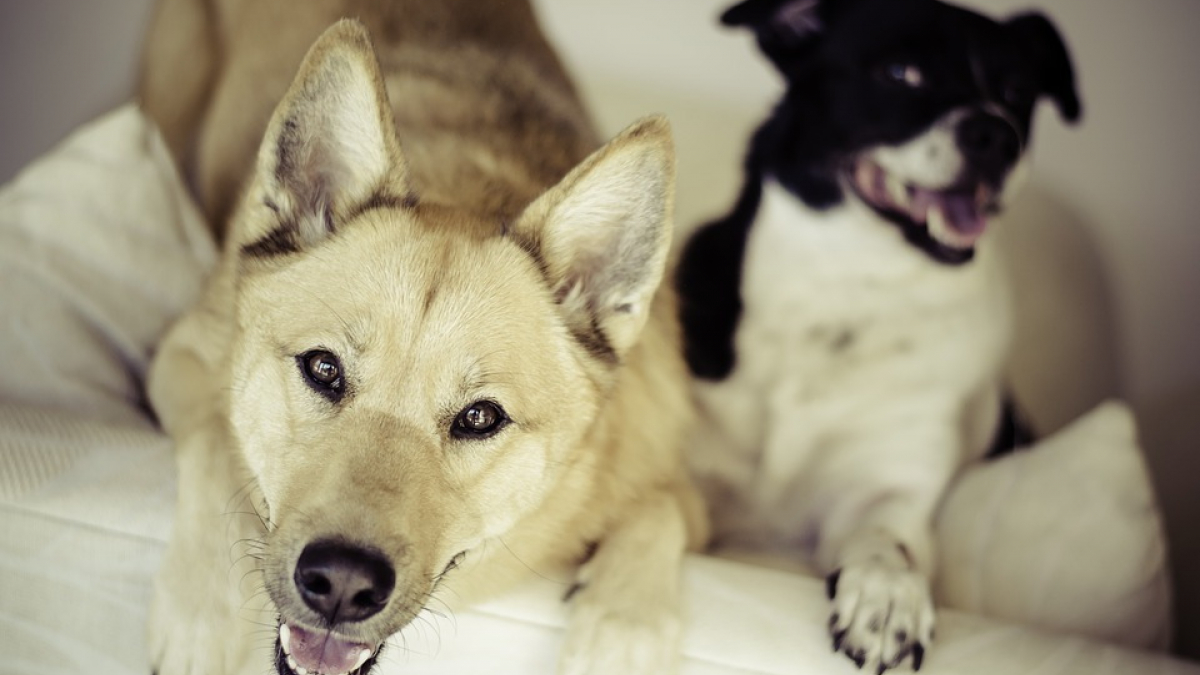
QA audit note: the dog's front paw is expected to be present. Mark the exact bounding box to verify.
[826,563,935,673]
[557,584,682,675]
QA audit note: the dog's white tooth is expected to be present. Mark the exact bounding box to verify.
[927,204,949,244]
[352,648,373,672]
[885,174,908,208]
[280,624,292,655]
[295,667,308,675]
[287,656,299,672]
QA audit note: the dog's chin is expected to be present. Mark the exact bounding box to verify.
[848,158,1001,265]
[275,622,382,675]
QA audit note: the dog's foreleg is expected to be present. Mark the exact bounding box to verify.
[149,418,270,675]
[557,490,690,675]
[810,423,959,673]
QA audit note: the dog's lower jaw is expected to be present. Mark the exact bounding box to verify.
[276,623,380,675]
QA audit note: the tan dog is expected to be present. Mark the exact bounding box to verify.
[139,2,707,675]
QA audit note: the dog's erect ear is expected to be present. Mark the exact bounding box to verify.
[1006,13,1082,123]
[721,0,825,69]
[244,20,408,255]
[510,116,675,361]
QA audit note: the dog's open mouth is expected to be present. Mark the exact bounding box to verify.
[276,622,381,675]
[850,159,995,253]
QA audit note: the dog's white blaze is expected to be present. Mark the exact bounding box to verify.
[869,109,969,189]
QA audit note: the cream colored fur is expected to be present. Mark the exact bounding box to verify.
[140,5,707,675]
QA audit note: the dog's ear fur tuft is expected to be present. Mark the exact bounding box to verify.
[510,116,676,360]
[1006,12,1082,123]
[245,20,408,254]
[721,0,825,70]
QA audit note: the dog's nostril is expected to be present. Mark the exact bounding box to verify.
[353,588,384,609]
[294,540,396,624]
[298,570,332,596]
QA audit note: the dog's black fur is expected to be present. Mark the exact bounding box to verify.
[678,0,1080,382]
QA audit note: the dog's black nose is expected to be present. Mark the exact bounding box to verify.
[294,540,396,624]
[957,113,1021,170]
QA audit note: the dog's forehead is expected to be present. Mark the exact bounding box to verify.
[250,209,555,357]
[823,0,1014,63]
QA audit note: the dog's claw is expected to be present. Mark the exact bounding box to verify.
[913,643,925,671]
[826,569,842,600]
[832,628,848,652]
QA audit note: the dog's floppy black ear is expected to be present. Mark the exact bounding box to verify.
[510,117,675,361]
[721,0,825,70]
[243,20,410,256]
[1006,12,1082,123]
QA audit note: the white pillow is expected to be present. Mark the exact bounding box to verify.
[0,105,216,426]
[935,400,1173,649]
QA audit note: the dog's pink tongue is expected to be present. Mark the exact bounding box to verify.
[912,188,987,249]
[936,193,987,236]
[287,624,372,675]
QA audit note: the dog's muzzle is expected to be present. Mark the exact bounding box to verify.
[276,540,393,675]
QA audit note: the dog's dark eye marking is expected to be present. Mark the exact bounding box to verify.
[297,350,345,401]
[451,400,508,439]
[877,61,925,89]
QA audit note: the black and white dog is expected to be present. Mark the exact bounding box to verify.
[677,0,1079,671]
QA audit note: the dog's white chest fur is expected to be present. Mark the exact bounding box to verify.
[688,180,1012,560]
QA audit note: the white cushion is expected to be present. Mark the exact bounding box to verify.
[936,400,1174,649]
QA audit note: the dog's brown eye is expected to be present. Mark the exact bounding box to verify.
[298,350,344,401]
[452,401,508,439]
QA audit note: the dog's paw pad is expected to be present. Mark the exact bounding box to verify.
[826,562,934,673]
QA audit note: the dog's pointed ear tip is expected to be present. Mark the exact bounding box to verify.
[617,116,675,156]
[305,19,376,64]
[324,18,373,46]
[630,114,672,137]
